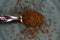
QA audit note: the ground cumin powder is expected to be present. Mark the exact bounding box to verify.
[22,7,44,27]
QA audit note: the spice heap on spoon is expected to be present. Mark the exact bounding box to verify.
[22,7,44,27]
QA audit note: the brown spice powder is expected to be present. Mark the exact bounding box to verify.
[22,7,44,27]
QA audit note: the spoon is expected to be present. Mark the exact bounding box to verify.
[0,15,22,23]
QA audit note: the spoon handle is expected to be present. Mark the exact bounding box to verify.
[0,15,22,22]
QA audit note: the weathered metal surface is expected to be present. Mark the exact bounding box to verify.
[0,0,60,40]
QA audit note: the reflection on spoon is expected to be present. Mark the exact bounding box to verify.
[0,15,22,22]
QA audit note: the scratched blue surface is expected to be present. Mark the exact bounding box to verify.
[0,0,60,40]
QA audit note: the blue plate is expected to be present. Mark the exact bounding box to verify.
[0,0,60,40]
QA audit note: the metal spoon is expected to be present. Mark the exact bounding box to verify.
[0,15,22,23]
